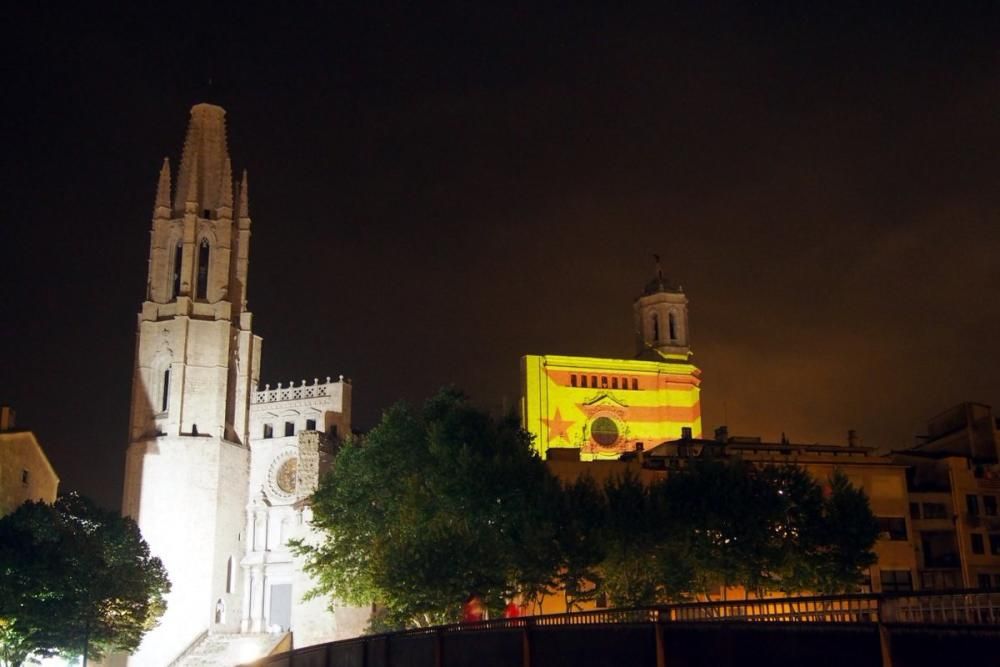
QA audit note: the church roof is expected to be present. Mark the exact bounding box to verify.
[640,275,683,296]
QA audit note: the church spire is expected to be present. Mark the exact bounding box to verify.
[154,158,171,218]
[172,103,230,214]
[238,169,250,219]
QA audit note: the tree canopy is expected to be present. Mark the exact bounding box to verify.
[0,494,170,667]
[294,389,560,629]
[298,389,880,628]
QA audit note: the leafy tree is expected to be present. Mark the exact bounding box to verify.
[600,471,662,606]
[553,475,607,610]
[0,494,169,666]
[811,469,880,593]
[296,389,559,629]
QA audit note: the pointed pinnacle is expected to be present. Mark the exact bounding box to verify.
[154,157,171,213]
[239,169,249,218]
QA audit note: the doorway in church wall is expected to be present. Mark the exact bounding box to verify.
[269,584,292,632]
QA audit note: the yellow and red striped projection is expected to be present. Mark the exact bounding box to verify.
[521,354,701,460]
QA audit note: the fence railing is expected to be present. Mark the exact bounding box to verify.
[245,590,1000,666]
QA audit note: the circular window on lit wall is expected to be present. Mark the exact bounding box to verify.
[590,416,620,448]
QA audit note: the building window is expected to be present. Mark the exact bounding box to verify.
[591,376,597,388]
[579,375,587,388]
[161,368,170,413]
[972,533,985,554]
[922,502,948,519]
[909,502,920,519]
[328,424,339,439]
[196,238,210,300]
[263,423,273,439]
[284,421,294,437]
[984,495,997,516]
[651,313,659,341]
[668,312,677,340]
[600,376,608,388]
[306,419,316,431]
[877,517,908,541]
[967,494,980,516]
[612,377,618,389]
[631,378,638,390]
[880,569,913,592]
[990,534,1000,556]
[172,240,182,298]
[570,374,577,387]
[21,469,29,485]
[977,574,992,590]
[226,556,233,593]
[621,377,628,389]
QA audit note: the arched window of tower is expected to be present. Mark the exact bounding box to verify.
[171,240,182,299]
[651,313,660,342]
[668,311,677,341]
[196,238,210,300]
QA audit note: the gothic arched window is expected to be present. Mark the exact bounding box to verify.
[196,238,210,300]
[171,241,182,299]
[668,312,677,341]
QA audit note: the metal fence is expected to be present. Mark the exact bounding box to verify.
[246,590,1000,666]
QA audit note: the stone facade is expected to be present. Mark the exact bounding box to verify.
[0,408,59,516]
[119,105,366,666]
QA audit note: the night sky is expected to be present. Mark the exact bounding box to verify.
[3,4,1000,510]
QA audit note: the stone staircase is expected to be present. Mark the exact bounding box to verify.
[170,632,290,667]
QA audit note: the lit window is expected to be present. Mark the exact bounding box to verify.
[972,533,985,554]
[284,422,294,437]
[263,424,273,439]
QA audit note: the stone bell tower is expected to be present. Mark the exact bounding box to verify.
[633,257,692,361]
[121,103,262,665]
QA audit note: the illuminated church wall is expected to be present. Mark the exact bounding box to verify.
[521,353,701,460]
